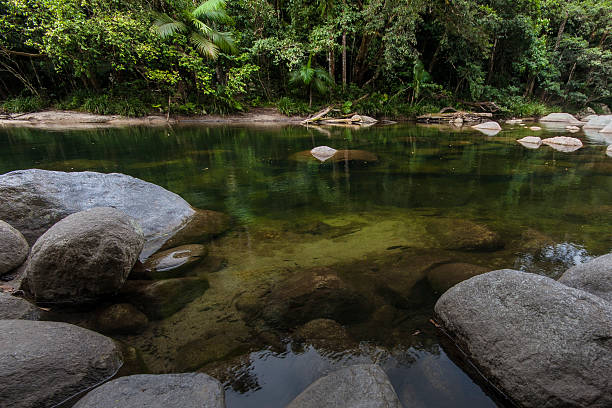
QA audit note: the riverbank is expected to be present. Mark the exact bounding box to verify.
[0,108,306,129]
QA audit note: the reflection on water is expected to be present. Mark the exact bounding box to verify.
[1,123,610,408]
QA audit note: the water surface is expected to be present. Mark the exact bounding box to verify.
[1,123,610,407]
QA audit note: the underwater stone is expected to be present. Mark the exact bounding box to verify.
[94,303,149,335]
[122,277,209,320]
[142,244,208,279]
[427,219,504,252]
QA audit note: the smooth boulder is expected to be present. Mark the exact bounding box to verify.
[0,169,196,258]
[435,269,612,408]
[583,115,612,129]
[0,220,29,275]
[539,112,580,123]
[427,219,504,251]
[0,292,41,320]
[24,207,144,304]
[73,373,225,408]
[472,121,501,130]
[287,364,401,408]
[0,320,122,408]
[559,254,612,303]
[516,136,541,149]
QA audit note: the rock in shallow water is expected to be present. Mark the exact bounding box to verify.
[435,269,612,408]
[0,292,41,320]
[427,219,504,252]
[0,169,197,258]
[94,303,149,334]
[286,364,401,408]
[0,320,122,408]
[122,277,209,320]
[24,207,144,304]
[0,220,29,275]
[142,244,208,279]
[73,373,225,408]
[559,253,612,303]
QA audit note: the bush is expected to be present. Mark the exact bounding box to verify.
[1,95,48,113]
[276,97,310,116]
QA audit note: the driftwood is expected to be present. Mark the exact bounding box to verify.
[417,111,493,124]
[458,101,502,112]
[302,108,378,126]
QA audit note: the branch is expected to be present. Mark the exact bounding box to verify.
[0,46,43,58]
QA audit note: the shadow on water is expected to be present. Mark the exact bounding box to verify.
[1,123,610,407]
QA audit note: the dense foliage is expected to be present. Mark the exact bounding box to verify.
[0,0,610,116]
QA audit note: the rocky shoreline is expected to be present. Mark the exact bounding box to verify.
[1,167,611,407]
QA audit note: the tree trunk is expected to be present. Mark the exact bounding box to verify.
[554,11,569,52]
[342,31,347,87]
[486,37,498,84]
[352,35,371,84]
[309,86,312,107]
[328,45,335,80]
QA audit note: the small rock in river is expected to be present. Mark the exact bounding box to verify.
[142,244,208,279]
[286,364,402,408]
[517,136,542,148]
[94,303,149,334]
[311,146,338,162]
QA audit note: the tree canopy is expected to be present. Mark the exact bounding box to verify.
[0,0,610,116]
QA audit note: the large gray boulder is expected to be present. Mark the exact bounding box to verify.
[73,373,225,408]
[559,254,612,303]
[0,292,41,320]
[0,169,196,258]
[286,364,401,408]
[0,320,122,408]
[24,207,144,304]
[435,269,612,408]
[583,115,612,129]
[539,112,581,124]
[0,220,29,275]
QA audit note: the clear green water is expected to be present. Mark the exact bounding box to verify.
[1,123,610,407]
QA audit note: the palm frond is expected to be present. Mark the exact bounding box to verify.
[190,32,219,59]
[193,0,231,21]
[209,30,237,53]
[153,13,187,38]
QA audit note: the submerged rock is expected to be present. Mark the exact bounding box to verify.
[529,126,542,131]
[0,169,198,258]
[94,303,149,334]
[426,262,488,293]
[427,219,504,252]
[159,209,231,251]
[539,112,581,123]
[286,364,401,408]
[122,277,209,320]
[516,136,542,149]
[435,269,612,408]
[24,207,144,304]
[142,244,208,279]
[559,253,612,303]
[0,320,122,408]
[0,292,41,320]
[73,373,225,408]
[293,318,355,351]
[0,220,29,275]
[259,267,372,328]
